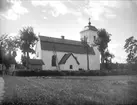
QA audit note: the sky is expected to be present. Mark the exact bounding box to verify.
[0,0,137,63]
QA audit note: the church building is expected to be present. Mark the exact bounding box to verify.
[35,19,100,70]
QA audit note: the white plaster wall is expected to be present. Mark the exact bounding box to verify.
[35,37,42,59]
[41,50,65,70]
[81,30,98,46]
[80,29,100,70]
[89,48,100,70]
[41,50,100,70]
[63,55,79,71]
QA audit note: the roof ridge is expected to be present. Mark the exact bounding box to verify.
[59,53,79,65]
[39,35,81,42]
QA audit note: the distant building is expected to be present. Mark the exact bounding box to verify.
[35,19,100,70]
[28,59,44,70]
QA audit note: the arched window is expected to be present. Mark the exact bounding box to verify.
[52,55,56,66]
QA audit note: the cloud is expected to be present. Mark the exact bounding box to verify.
[31,1,49,7]
[0,0,12,12]
[31,1,68,17]
[43,16,47,20]
[108,40,127,63]
[113,56,127,63]
[9,33,18,37]
[31,0,82,17]
[1,1,28,20]
[77,17,87,25]
[83,0,119,20]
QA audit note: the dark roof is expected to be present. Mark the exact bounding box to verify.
[80,25,98,33]
[39,36,95,55]
[29,59,44,65]
[59,53,80,65]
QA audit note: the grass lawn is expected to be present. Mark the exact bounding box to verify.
[2,75,137,105]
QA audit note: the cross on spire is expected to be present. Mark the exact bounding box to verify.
[88,17,91,26]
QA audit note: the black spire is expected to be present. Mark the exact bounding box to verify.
[88,18,91,26]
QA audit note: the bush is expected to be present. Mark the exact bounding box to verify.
[13,70,102,76]
[12,69,137,77]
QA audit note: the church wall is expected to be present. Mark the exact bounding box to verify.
[35,37,42,59]
[41,50,100,70]
[80,29,100,70]
[89,49,100,70]
[81,30,98,46]
[41,50,64,70]
[63,55,79,70]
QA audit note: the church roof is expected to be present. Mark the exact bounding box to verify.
[80,25,98,33]
[80,18,98,33]
[39,35,95,55]
[29,59,44,65]
[59,53,80,65]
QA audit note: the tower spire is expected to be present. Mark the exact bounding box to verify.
[88,18,91,26]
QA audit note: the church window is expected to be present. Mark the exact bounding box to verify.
[52,55,56,66]
[37,52,39,57]
[70,65,73,69]
[94,36,96,40]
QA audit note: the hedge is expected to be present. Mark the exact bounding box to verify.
[12,70,101,76]
[8,69,137,77]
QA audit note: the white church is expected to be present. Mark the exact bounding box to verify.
[35,20,100,71]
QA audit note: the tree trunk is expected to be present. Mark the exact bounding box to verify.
[101,53,105,70]
[26,51,29,69]
[87,47,89,70]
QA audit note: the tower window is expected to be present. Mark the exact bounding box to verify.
[70,65,73,69]
[94,36,96,40]
[52,55,56,66]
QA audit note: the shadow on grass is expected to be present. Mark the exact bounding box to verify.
[2,98,103,105]
[1,92,104,105]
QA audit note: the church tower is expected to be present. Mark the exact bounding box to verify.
[80,18,100,70]
[80,18,98,46]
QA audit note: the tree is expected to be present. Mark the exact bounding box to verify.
[0,34,10,69]
[0,34,18,69]
[81,36,90,70]
[124,36,137,64]
[19,26,38,68]
[94,28,111,69]
[4,36,18,64]
[21,55,27,67]
[104,50,115,70]
[104,50,115,64]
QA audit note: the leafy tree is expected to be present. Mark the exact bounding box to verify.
[0,34,18,69]
[4,36,18,64]
[124,36,137,64]
[94,28,111,69]
[104,50,115,70]
[0,34,10,68]
[19,26,38,68]
[104,50,115,64]
[21,55,27,67]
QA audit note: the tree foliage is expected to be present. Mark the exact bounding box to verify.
[104,50,115,64]
[94,28,111,65]
[21,55,27,67]
[0,34,18,68]
[124,36,137,64]
[19,26,38,68]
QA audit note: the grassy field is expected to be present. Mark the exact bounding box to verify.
[2,75,137,105]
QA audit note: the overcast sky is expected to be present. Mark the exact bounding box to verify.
[0,0,137,63]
